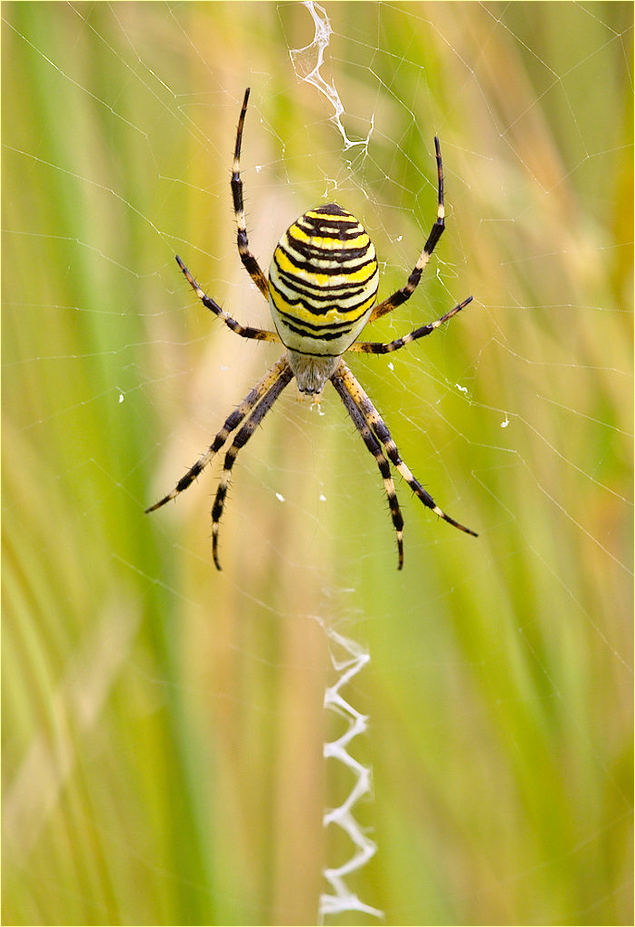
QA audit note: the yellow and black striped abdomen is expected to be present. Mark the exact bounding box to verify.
[268,203,379,357]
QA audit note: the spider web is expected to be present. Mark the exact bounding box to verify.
[3,3,633,925]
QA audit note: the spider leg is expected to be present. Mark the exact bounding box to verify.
[369,136,445,323]
[231,87,270,300]
[211,361,294,570]
[349,295,472,355]
[335,361,478,540]
[175,254,280,343]
[146,356,291,514]
[330,365,405,569]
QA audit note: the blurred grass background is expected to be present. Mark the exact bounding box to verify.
[2,2,632,925]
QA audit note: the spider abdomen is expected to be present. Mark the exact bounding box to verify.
[268,203,379,358]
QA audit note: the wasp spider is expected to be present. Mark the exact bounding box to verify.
[147,88,477,569]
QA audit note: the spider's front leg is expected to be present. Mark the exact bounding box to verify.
[210,362,294,569]
[145,356,291,514]
[332,360,477,564]
[330,367,405,569]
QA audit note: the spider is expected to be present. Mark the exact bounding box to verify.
[147,87,477,570]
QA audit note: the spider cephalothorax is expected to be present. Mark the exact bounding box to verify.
[147,88,477,569]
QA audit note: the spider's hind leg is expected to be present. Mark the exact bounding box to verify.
[230,87,270,300]
[369,135,446,324]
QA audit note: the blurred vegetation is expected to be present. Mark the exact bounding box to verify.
[3,2,632,925]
